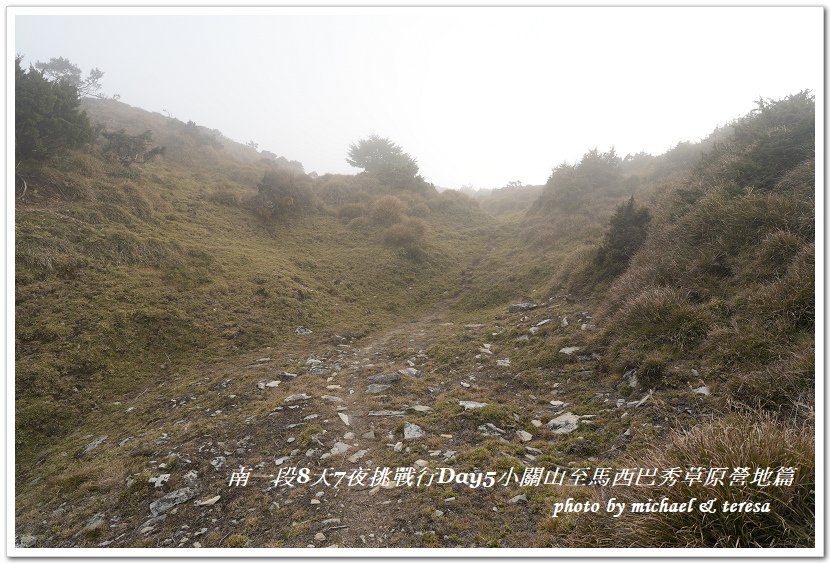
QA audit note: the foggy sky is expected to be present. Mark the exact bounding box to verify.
[13,7,822,189]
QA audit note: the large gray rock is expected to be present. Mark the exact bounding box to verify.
[547,412,581,434]
[150,487,195,517]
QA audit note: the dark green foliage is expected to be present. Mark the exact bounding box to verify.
[532,148,623,214]
[15,56,93,162]
[346,134,423,190]
[698,90,814,192]
[593,196,651,278]
[101,129,164,166]
[34,56,105,98]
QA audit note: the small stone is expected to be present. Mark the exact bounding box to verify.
[193,542,202,548]
[558,346,580,355]
[459,400,488,411]
[367,373,400,384]
[337,412,351,426]
[537,319,551,326]
[343,432,355,440]
[509,494,528,503]
[368,410,405,417]
[692,386,711,396]
[549,400,566,408]
[414,459,428,468]
[321,395,343,402]
[348,450,368,463]
[561,316,569,327]
[194,495,221,507]
[362,430,376,439]
[496,359,511,367]
[330,442,350,455]
[516,430,533,442]
[411,405,433,413]
[295,326,313,335]
[80,435,107,456]
[433,509,444,518]
[404,422,425,440]
[84,512,106,531]
[508,303,537,313]
[274,456,290,466]
[398,367,421,377]
[547,412,581,434]
[528,327,539,335]
[315,532,326,541]
[148,474,170,488]
[367,384,391,394]
[310,499,321,505]
[460,382,471,388]
[150,487,195,517]
[265,380,280,388]
[184,470,198,483]
[531,419,543,427]
[284,393,311,402]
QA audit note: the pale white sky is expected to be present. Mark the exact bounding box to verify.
[13,7,823,188]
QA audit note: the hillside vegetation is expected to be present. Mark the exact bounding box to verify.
[14,66,815,550]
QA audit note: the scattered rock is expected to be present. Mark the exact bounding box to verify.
[210,456,225,470]
[537,319,551,326]
[398,367,421,377]
[337,412,351,426]
[17,535,36,548]
[367,384,391,394]
[558,346,581,355]
[274,456,290,466]
[265,380,280,388]
[478,423,506,436]
[508,303,537,313]
[403,422,425,440]
[547,412,581,434]
[184,470,198,483]
[367,372,401,384]
[80,435,107,456]
[459,400,488,411]
[150,487,195,517]
[195,495,220,507]
[464,324,484,329]
[516,430,533,442]
[284,393,312,402]
[362,430,376,439]
[692,385,711,396]
[531,419,543,427]
[368,410,405,417]
[347,450,368,463]
[330,442,350,455]
[295,326,313,335]
[624,369,638,388]
[560,316,569,327]
[83,512,106,532]
[414,459,428,468]
[496,359,511,367]
[315,532,326,541]
[148,474,170,488]
[509,494,528,503]
[411,405,433,413]
[528,327,539,335]
[549,400,567,409]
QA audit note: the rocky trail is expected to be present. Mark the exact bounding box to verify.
[16,253,715,550]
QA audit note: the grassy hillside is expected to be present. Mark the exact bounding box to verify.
[16,99,495,464]
[14,92,815,550]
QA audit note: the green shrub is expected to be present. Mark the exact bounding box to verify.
[593,196,651,279]
[383,217,428,252]
[371,195,406,226]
